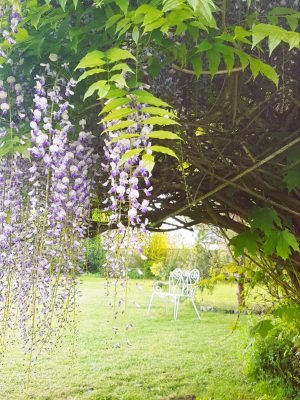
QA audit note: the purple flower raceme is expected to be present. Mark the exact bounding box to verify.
[0,4,21,56]
[101,97,152,323]
[0,154,31,350]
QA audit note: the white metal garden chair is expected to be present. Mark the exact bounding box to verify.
[147,268,201,320]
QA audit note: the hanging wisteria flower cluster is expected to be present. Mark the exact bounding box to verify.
[101,97,153,322]
[0,63,97,355]
[0,3,21,59]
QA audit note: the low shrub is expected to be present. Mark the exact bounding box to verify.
[246,302,300,399]
[85,235,105,274]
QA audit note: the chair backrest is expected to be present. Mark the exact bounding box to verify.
[168,268,200,297]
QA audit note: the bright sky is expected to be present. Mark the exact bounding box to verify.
[168,229,196,248]
[161,218,197,248]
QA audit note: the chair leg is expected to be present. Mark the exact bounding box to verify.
[174,297,180,320]
[173,297,177,320]
[192,298,201,320]
[147,293,155,315]
[176,298,180,320]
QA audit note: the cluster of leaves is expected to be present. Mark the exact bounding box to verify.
[1,0,298,159]
[85,235,106,273]
[102,0,300,85]
[231,207,299,261]
[77,47,181,170]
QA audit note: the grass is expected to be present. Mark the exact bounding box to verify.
[0,276,293,400]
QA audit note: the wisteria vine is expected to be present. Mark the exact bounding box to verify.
[0,0,179,355]
[0,1,154,355]
[0,63,97,356]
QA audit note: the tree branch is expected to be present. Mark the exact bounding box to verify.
[171,63,243,76]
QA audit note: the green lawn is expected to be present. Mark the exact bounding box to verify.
[0,276,287,400]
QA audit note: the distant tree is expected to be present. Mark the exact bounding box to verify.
[144,233,170,265]
[85,235,106,274]
[191,225,232,278]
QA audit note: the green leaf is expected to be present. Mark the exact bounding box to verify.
[109,133,139,144]
[187,0,217,24]
[268,35,281,55]
[250,207,282,236]
[132,26,140,45]
[268,7,300,17]
[135,4,153,17]
[142,8,163,26]
[267,14,279,25]
[263,232,278,256]
[214,43,235,72]
[136,95,170,108]
[73,0,78,9]
[118,148,143,166]
[77,68,106,83]
[286,15,298,31]
[231,230,259,257]
[106,87,127,99]
[142,117,179,126]
[149,131,181,140]
[234,49,249,70]
[144,18,166,33]
[30,10,46,29]
[196,39,212,52]
[141,107,177,118]
[189,20,209,32]
[105,14,123,30]
[105,48,136,63]
[252,24,268,48]
[206,48,221,77]
[83,81,110,100]
[132,90,171,108]
[76,51,105,70]
[234,26,252,45]
[249,57,261,80]
[111,63,134,73]
[284,165,300,192]
[163,0,185,13]
[276,229,299,260]
[250,319,273,338]
[100,98,130,114]
[173,43,187,66]
[115,17,131,35]
[116,0,129,14]
[117,23,132,39]
[163,9,193,30]
[187,24,200,43]
[102,107,134,123]
[58,0,67,11]
[248,57,279,86]
[14,28,29,43]
[150,145,178,159]
[109,74,127,87]
[142,154,155,173]
[101,120,135,133]
[286,31,300,50]
[97,84,111,100]
[191,54,202,79]
[258,62,279,87]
